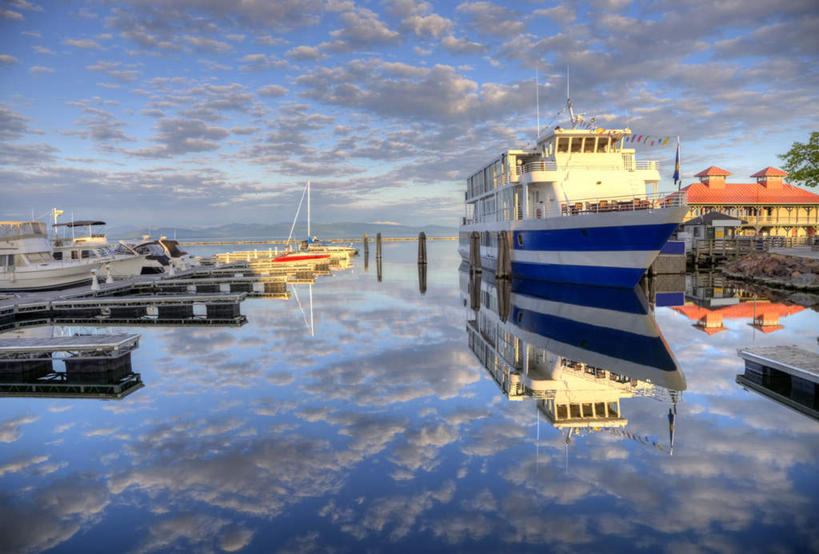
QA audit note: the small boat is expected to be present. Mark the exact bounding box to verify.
[0,221,104,291]
[459,98,686,288]
[287,181,358,260]
[272,250,330,263]
[52,219,147,278]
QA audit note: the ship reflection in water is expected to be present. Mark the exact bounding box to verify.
[461,264,684,454]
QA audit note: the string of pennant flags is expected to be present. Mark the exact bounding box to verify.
[576,119,678,147]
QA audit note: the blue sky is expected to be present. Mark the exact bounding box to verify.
[1,0,817,228]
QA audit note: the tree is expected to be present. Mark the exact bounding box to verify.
[778,132,818,188]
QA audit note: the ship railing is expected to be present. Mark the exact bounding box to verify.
[522,161,558,173]
[523,160,657,173]
[557,191,686,217]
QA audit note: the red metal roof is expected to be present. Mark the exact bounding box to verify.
[673,302,804,321]
[695,166,732,177]
[681,181,819,204]
[750,167,788,177]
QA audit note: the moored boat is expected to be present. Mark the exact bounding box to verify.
[459,99,686,288]
[52,220,147,278]
[0,221,103,291]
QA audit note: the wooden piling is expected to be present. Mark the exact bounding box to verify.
[418,232,427,264]
[496,231,511,280]
[418,263,427,295]
[469,231,481,275]
[376,233,382,259]
[363,234,369,256]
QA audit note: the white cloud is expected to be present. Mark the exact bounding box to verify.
[64,38,103,49]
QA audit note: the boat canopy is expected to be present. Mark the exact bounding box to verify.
[52,220,106,227]
[159,239,187,257]
[0,221,47,237]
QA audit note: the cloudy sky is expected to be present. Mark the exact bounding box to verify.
[1,0,817,228]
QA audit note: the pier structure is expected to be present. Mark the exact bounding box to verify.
[0,334,143,399]
[737,345,819,420]
[0,334,139,374]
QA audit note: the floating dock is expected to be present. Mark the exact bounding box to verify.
[0,334,139,373]
[0,371,143,399]
[737,345,819,420]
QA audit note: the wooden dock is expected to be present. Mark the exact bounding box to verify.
[737,345,819,420]
[0,371,143,399]
[0,334,140,374]
[0,261,292,331]
[738,345,819,385]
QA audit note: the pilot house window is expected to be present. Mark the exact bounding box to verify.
[570,138,582,153]
[557,138,569,153]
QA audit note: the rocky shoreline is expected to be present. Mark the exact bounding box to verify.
[720,252,819,292]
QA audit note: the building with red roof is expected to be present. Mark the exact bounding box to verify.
[672,301,804,334]
[680,166,819,237]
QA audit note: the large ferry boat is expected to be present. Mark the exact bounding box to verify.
[458,100,687,288]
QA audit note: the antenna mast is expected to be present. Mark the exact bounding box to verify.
[566,65,578,128]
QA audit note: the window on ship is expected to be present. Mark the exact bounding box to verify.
[597,137,610,152]
[557,138,569,153]
[583,137,595,153]
[570,138,582,153]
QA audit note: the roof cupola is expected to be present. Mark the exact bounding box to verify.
[695,166,732,189]
[750,167,787,190]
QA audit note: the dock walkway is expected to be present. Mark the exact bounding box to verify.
[738,345,819,385]
[737,345,819,420]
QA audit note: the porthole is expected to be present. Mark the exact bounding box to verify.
[517,311,523,323]
[516,233,523,247]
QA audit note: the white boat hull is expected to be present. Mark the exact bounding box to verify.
[459,205,686,288]
[0,261,103,291]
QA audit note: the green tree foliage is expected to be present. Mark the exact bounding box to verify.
[778,132,818,188]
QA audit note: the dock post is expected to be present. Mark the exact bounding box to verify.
[377,256,382,282]
[376,232,382,260]
[469,270,481,311]
[418,263,427,295]
[363,234,369,256]
[105,264,113,284]
[496,231,511,280]
[469,231,481,275]
[91,269,100,291]
[497,277,510,322]
[418,232,427,264]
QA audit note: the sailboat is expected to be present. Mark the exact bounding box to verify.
[292,181,358,260]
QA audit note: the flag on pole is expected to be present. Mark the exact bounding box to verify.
[672,136,681,189]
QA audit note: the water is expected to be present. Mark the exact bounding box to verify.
[1,241,817,553]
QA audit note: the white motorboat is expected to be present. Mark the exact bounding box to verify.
[0,221,103,291]
[126,237,197,274]
[52,220,147,278]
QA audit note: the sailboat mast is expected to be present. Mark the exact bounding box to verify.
[536,69,540,138]
[307,180,311,240]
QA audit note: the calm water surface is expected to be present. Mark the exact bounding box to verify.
[1,241,817,553]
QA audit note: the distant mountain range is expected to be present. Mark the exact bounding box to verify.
[106,222,458,241]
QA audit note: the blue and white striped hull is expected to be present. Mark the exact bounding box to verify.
[459,206,686,288]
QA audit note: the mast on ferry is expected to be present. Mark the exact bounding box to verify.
[566,65,579,129]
